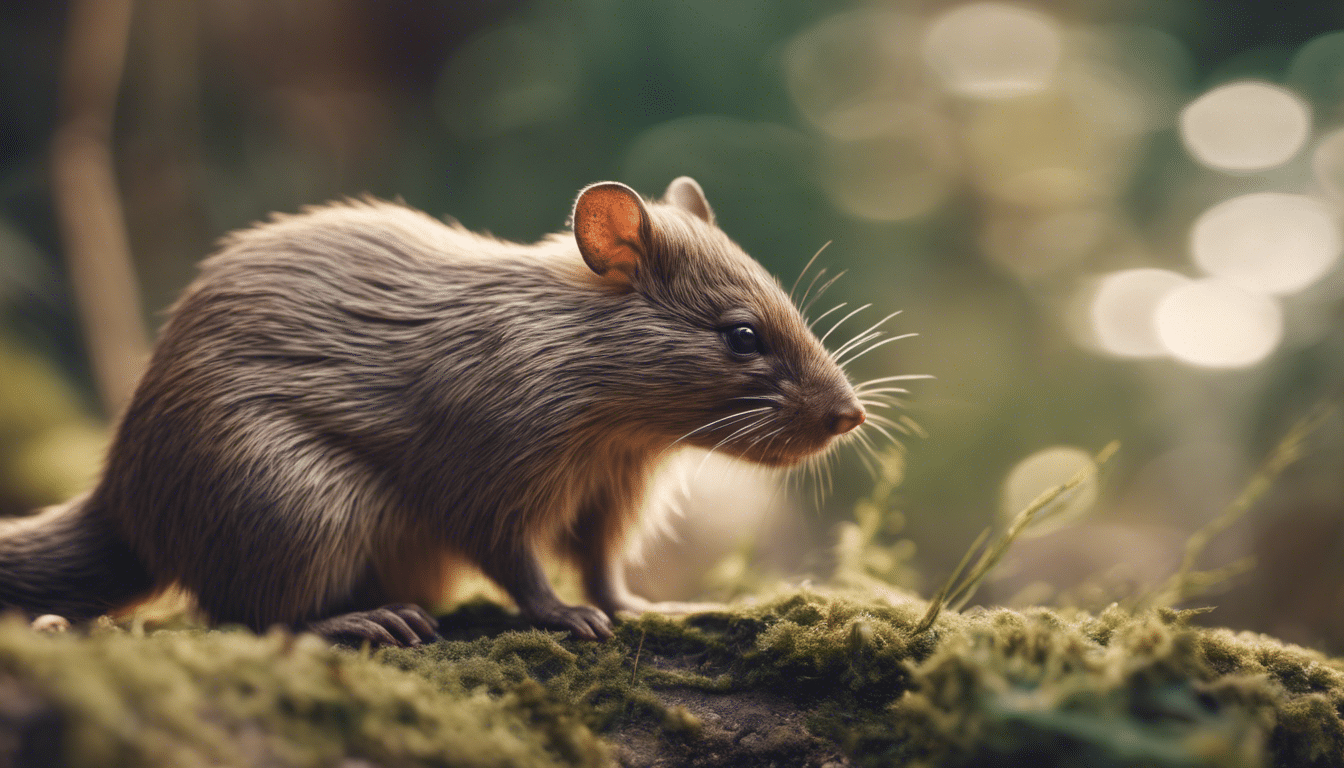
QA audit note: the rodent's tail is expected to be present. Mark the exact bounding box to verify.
[0,495,155,621]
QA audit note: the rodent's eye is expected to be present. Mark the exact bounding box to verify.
[722,324,762,357]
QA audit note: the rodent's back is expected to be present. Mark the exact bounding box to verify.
[148,201,615,448]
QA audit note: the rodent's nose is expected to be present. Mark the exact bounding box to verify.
[827,406,866,436]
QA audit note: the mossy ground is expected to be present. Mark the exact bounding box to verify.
[2,589,1343,767]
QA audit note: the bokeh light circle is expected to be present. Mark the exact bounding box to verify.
[1001,446,1099,536]
[1178,81,1311,171]
[1154,279,1283,368]
[921,3,1063,99]
[1089,269,1192,357]
[1191,193,1341,295]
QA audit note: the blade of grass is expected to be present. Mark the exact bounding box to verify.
[913,526,989,635]
[946,441,1118,612]
[913,441,1120,634]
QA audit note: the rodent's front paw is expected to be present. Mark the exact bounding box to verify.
[528,604,613,641]
[307,603,440,647]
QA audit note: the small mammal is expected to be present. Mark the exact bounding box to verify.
[0,178,866,645]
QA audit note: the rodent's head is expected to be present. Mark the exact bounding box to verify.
[572,178,869,467]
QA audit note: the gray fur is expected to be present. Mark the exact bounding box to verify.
[0,181,861,641]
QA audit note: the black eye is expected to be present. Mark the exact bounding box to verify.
[722,324,761,356]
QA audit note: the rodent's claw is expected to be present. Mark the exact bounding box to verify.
[307,603,441,647]
[531,604,614,641]
[385,602,440,638]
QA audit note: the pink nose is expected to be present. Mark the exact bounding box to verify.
[827,407,866,435]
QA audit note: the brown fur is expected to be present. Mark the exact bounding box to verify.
[0,178,862,642]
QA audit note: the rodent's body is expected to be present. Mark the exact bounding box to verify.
[0,179,866,643]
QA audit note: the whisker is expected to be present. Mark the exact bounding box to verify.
[850,430,882,477]
[798,267,828,312]
[833,311,904,359]
[899,414,928,438]
[867,413,910,434]
[855,374,935,387]
[807,302,847,332]
[809,454,824,512]
[859,393,902,403]
[695,416,775,480]
[853,386,910,396]
[657,407,773,462]
[859,399,900,410]
[726,395,784,404]
[840,333,919,368]
[705,415,775,457]
[795,450,815,509]
[790,241,831,301]
[760,463,788,519]
[820,303,871,347]
[789,442,806,501]
[824,448,836,499]
[713,415,773,450]
[857,395,901,406]
[669,407,771,447]
[749,424,790,450]
[801,269,847,315]
[862,418,903,445]
[833,330,882,361]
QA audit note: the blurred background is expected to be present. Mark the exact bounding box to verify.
[2,0,1343,649]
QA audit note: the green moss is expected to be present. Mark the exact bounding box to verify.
[0,617,608,767]
[4,591,1344,766]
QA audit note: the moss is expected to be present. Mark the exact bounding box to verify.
[0,617,608,767]
[4,591,1344,766]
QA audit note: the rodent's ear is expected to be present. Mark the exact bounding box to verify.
[573,182,649,285]
[663,176,715,225]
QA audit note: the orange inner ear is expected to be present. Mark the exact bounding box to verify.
[574,184,646,281]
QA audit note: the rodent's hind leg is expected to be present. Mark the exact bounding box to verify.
[306,603,439,647]
[480,542,612,641]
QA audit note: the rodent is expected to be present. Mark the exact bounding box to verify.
[0,177,867,645]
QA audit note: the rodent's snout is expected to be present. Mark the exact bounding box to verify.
[826,405,866,436]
